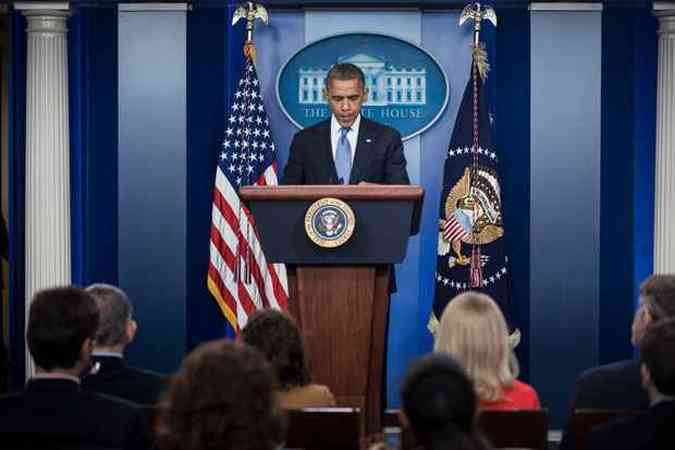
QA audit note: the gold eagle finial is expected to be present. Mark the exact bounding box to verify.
[459,3,497,81]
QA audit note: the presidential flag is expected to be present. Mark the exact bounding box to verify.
[207,54,289,334]
[429,49,513,334]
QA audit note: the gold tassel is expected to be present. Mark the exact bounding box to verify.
[472,43,490,82]
[244,41,257,63]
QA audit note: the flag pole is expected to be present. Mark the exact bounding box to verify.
[459,2,497,288]
[232,1,269,63]
[232,2,269,285]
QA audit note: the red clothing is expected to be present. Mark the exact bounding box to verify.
[480,380,541,411]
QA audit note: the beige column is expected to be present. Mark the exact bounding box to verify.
[17,3,71,377]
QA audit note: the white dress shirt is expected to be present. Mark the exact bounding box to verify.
[330,114,360,164]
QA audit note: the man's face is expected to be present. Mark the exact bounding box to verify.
[323,78,368,128]
[631,297,652,346]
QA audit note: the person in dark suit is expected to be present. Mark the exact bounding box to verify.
[282,62,409,186]
[559,274,675,450]
[585,317,675,450]
[82,283,166,405]
[281,63,410,409]
[0,286,148,450]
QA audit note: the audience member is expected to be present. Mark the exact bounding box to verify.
[559,274,675,450]
[585,317,675,450]
[242,308,336,409]
[82,283,167,405]
[0,286,148,450]
[156,340,285,450]
[400,353,491,450]
[435,291,540,410]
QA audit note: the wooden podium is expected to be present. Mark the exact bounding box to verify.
[240,185,423,433]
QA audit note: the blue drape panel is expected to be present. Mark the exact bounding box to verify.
[8,11,27,390]
[118,8,187,373]
[69,7,119,287]
[631,8,657,351]
[495,5,531,381]
[185,5,232,349]
[599,5,654,365]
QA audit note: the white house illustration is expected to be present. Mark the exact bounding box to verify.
[298,53,427,106]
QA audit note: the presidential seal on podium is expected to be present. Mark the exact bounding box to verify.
[304,198,356,248]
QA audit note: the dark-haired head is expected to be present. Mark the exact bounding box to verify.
[324,63,365,90]
[158,340,285,450]
[402,354,488,450]
[27,286,99,372]
[241,309,310,389]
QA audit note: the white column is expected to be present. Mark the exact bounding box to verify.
[654,3,675,273]
[20,6,71,377]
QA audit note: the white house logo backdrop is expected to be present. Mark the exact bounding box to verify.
[277,33,449,140]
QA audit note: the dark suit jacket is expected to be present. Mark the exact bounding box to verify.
[281,117,409,185]
[559,359,650,450]
[0,378,148,450]
[82,356,167,406]
[585,400,675,450]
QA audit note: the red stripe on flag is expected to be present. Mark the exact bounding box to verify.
[210,223,259,315]
[212,188,273,309]
[443,216,468,242]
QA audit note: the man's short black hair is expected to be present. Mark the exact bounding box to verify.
[640,317,675,396]
[27,286,99,370]
[324,63,365,89]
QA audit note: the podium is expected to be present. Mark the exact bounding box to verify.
[240,185,423,433]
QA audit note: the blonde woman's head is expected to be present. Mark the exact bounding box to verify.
[434,291,514,402]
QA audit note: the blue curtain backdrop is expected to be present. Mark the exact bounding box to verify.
[8,11,27,391]
[600,4,657,365]
[494,6,531,381]
[68,6,119,287]
[185,3,241,347]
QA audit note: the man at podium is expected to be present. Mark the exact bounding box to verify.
[282,63,410,186]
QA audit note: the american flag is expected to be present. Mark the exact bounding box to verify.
[442,213,470,243]
[207,56,288,333]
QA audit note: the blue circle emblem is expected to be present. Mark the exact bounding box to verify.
[277,33,449,141]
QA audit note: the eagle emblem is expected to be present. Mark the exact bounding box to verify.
[438,165,504,266]
[305,197,355,248]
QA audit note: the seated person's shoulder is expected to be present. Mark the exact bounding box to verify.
[580,359,637,378]
[80,388,142,412]
[573,359,648,410]
[278,383,336,409]
[513,380,541,409]
[130,366,167,383]
[307,384,336,405]
[513,379,537,395]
